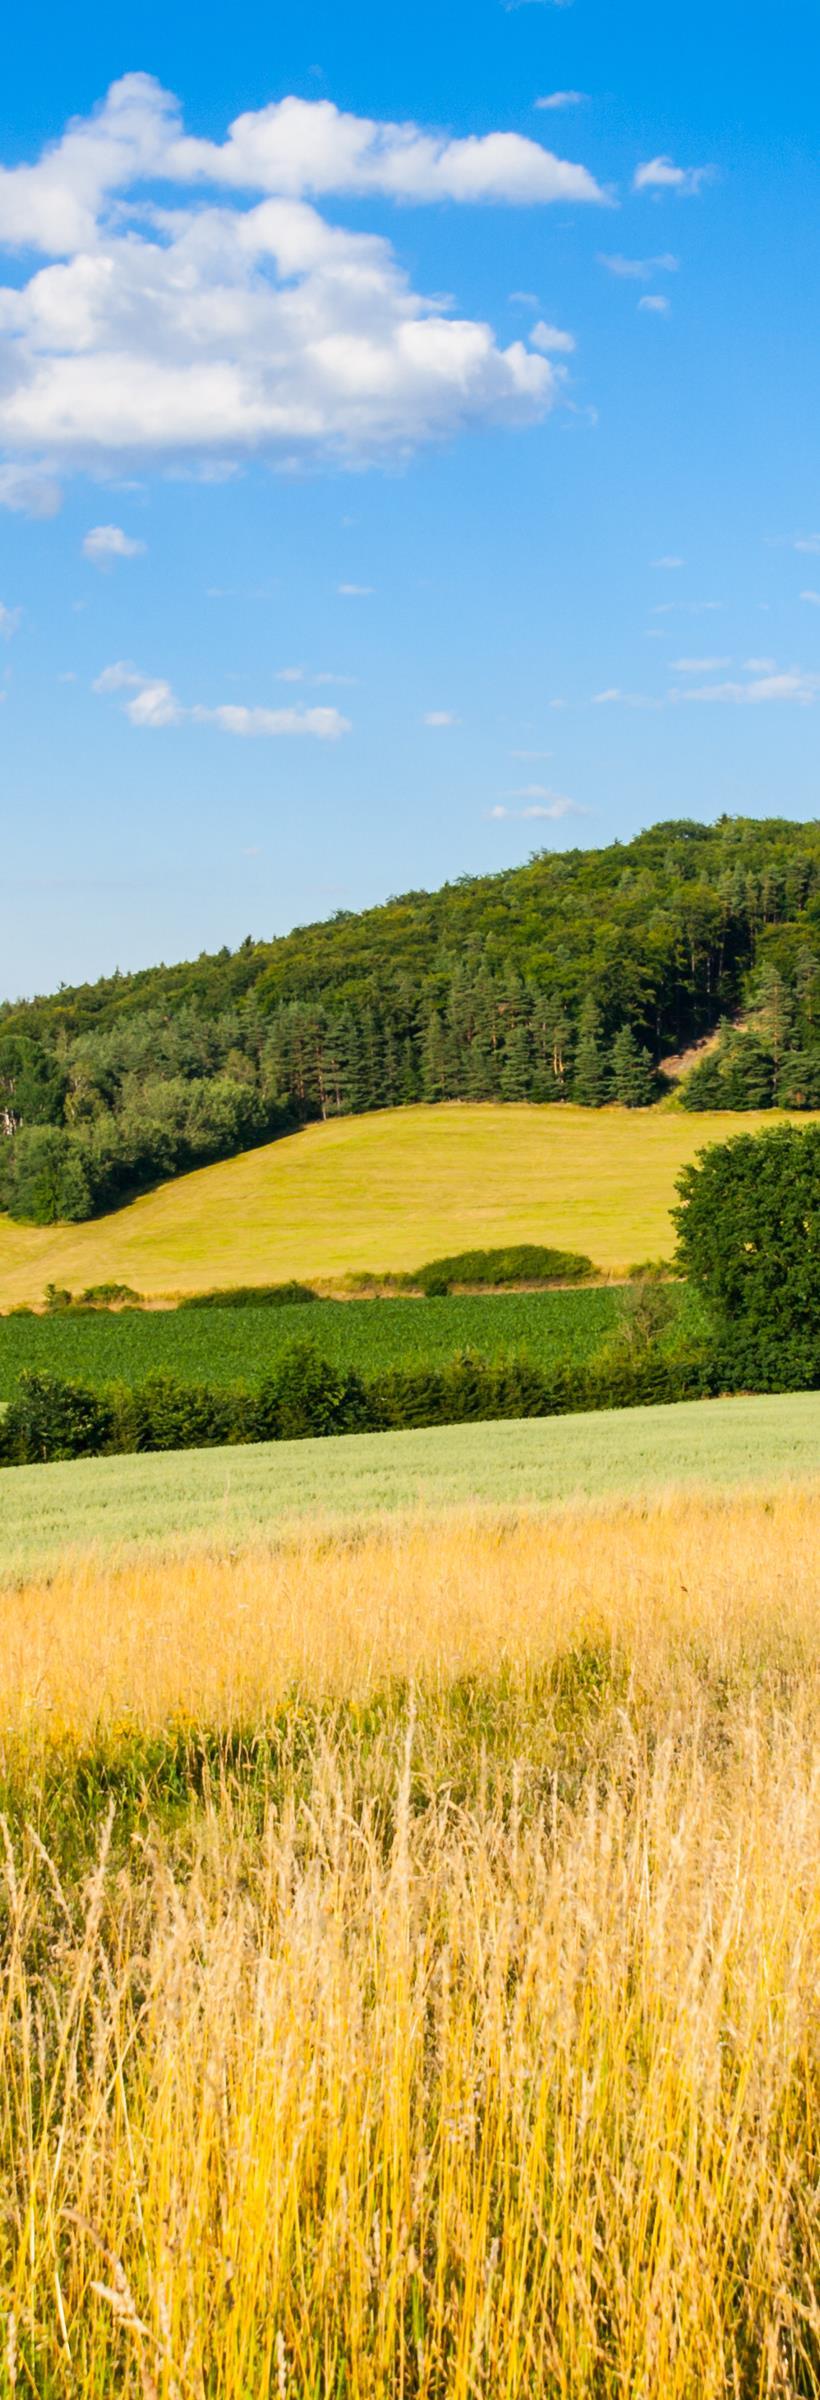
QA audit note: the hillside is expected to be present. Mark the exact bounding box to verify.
[1,814,819,1225]
[0,1101,810,1306]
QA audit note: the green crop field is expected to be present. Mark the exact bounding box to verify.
[2,1391,816,1575]
[0,1286,630,1395]
[0,1102,809,1307]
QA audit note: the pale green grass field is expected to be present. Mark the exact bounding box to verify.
[2,1391,817,1575]
[0,1102,811,1305]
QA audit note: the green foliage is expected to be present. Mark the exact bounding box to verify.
[0,1370,116,1464]
[178,1280,317,1310]
[674,1124,820,1363]
[2,818,819,1223]
[410,1244,594,1294]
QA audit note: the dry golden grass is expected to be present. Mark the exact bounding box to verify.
[1,1487,819,2396]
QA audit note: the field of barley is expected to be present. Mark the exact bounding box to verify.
[0,1101,811,1304]
[2,1481,819,2397]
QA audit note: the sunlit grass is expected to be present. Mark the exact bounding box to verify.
[1,1099,813,1303]
[1,1485,819,2395]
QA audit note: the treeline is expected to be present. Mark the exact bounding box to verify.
[2,816,819,1223]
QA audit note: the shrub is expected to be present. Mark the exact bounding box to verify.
[0,1370,116,1465]
[178,1282,317,1311]
[411,1245,594,1296]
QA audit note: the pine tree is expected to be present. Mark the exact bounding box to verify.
[611,1024,656,1107]
[500,1021,532,1102]
[573,995,610,1106]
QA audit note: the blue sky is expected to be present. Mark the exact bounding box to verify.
[2,0,820,999]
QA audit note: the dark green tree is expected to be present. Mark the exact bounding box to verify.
[573,996,610,1106]
[611,1025,656,1107]
[674,1123,819,1348]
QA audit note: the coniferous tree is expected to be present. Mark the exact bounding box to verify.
[611,1024,656,1107]
[573,995,610,1106]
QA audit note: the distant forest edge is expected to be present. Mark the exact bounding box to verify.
[2,815,819,1225]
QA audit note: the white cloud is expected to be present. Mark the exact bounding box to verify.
[653,555,684,569]
[638,294,670,315]
[423,709,459,725]
[83,522,146,563]
[670,656,731,672]
[530,319,575,353]
[276,664,305,681]
[0,601,20,637]
[94,657,351,735]
[338,583,373,596]
[535,92,587,110]
[489,789,584,820]
[744,656,776,671]
[679,667,820,705]
[634,156,713,197]
[599,251,677,280]
[592,686,621,704]
[800,589,820,606]
[794,534,820,554]
[0,461,61,515]
[0,76,606,478]
[651,598,722,615]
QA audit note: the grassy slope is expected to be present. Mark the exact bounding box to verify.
[2,1391,817,1575]
[0,1101,809,1305]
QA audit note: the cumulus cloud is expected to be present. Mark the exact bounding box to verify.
[530,319,575,353]
[94,658,350,735]
[423,709,459,725]
[599,251,677,280]
[0,600,20,637]
[634,156,713,197]
[0,76,607,479]
[83,522,146,563]
[638,294,670,315]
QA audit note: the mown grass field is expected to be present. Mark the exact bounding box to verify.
[2,1390,816,1573]
[2,1483,819,2396]
[0,1101,809,1304]
[0,1286,626,1394]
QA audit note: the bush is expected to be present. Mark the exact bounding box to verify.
[0,1371,117,1465]
[179,1282,317,1311]
[410,1245,594,1296]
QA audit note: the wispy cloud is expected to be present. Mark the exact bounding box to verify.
[634,156,714,197]
[338,583,373,597]
[599,251,677,280]
[670,656,731,673]
[793,534,820,553]
[93,660,351,736]
[83,524,146,565]
[677,666,820,705]
[423,709,459,726]
[800,589,820,606]
[0,463,62,517]
[535,91,587,110]
[0,601,21,638]
[653,555,684,569]
[638,294,670,315]
[488,787,584,820]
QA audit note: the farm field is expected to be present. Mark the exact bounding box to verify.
[0,1100,809,1305]
[0,1285,626,1394]
[3,1482,819,2395]
[2,1390,816,1573]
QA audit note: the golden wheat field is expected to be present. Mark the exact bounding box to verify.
[2,1487,819,2397]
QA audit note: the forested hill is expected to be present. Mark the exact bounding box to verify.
[2,815,819,1225]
